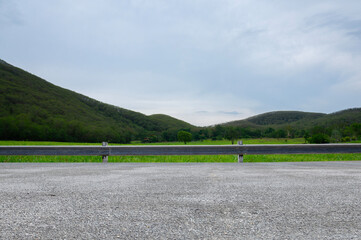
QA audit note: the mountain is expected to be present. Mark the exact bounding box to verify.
[223,109,361,131]
[246,111,325,126]
[303,108,361,129]
[0,59,196,143]
[225,111,325,127]
[148,114,193,130]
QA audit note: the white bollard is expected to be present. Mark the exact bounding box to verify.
[102,142,108,163]
[238,141,243,163]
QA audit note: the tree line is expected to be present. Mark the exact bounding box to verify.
[0,115,133,143]
[139,123,361,144]
[1,113,360,144]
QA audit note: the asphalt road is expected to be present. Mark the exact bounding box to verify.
[1,162,361,239]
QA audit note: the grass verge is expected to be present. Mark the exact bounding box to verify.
[1,139,360,162]
[0,138,305,146]
[1,154,361,163]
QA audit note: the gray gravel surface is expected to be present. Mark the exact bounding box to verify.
[1,162,361,239]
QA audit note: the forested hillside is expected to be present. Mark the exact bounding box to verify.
[220,109,361,142]
[0,60,196,143]
[246,111,326,125]
[224,109,361,130]
[148,114,193,130]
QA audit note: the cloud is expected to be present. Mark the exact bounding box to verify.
[0,1,23,25]
[218,111,242,115]
[1,0,361,125]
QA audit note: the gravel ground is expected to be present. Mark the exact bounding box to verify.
[1,162,361,239]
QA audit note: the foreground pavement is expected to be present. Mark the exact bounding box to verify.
[1,162,361,239]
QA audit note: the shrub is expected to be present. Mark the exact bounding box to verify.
[308,133,330,144]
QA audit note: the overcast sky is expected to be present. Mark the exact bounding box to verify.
[1,0,361,126]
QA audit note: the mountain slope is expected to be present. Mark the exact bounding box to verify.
[246,111,326,125]
[148,114,193,130]
[303,108,361,129]
[224,109,361,131]
[0,59,195,142]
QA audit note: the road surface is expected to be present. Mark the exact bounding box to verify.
[1,162,361,239]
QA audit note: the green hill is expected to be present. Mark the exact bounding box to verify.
[148,114,193,130]
[222,108,361,140]
[301,108,361,129]
[246,111,326,125]
[225,111,326,128]
[0,59,195,143]
[225,109,361,130]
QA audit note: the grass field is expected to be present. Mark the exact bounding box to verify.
[0,138,305,146]
[1,138,361,163]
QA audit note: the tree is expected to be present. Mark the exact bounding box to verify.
[225,127,239,144]
[308,133,330,144]
[286,125,294,138]
[177,131,192,144]
[331,129,342,142]
[212,125,225,140]
[303,131,310,143]
[345,123,361,140]
[275,129,286,138]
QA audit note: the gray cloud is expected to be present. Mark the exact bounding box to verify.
[218,111,242,115]
[0,1,23,25]
[1,0,361,125]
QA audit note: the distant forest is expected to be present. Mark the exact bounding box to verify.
[2,114,360,144]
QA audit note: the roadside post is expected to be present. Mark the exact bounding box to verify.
[238,141,243,163]
[102,142,108,163]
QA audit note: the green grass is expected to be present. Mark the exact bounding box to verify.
[2,138,358,146]
[1,139,360,163]
[129,138,305,145]
[1,154,361,163]
[0,138,304,146]
[0,140,98,145]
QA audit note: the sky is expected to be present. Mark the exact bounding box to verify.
[1,0,361,126]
